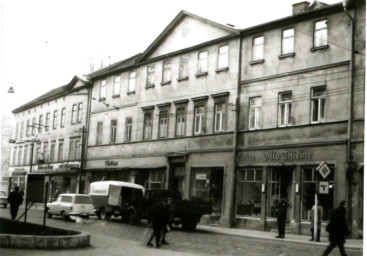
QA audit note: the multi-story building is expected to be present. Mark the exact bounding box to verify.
[234,0,364,237]
[10,76,90,198]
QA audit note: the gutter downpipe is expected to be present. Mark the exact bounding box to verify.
[229,34,243,227]
[343,0,355,237]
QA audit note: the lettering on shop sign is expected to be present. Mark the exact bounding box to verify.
[264,151,312,161]
[15,168,26,171]
[38,165,54,169]
[59,164,80,169]
[105,160,118,166]
[238,154,256,162]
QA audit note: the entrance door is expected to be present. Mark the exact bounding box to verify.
[267,167,294,219]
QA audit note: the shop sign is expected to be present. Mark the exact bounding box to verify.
[58,163,80,169]
[196,173,207,180]
[318,181,329,194]
[264,151,312,161]
[105,160,118,166]
[38,164,54,170]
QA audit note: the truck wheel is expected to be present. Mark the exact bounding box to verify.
[61,211,70,221]
[182,217,197,231]
[100,208,111,220]
[127,211,137,225]
[47,212,52,218]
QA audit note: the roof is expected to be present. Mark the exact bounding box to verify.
[138,10,239,62]
[87,53,142,79]
[12,75,90,114]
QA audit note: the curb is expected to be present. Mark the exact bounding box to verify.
[0,231,90,249]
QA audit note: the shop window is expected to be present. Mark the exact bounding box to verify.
[174,166,185,194]
[191,168,210,201]
[249,96,261,130]
[237,168,262,217]
[12,176,25,191]
[301,166,334,221]
[311,86,326,123]
[278,92,293,126]
[149,170,165,189]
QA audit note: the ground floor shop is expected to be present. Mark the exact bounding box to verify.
[234,143,362,237]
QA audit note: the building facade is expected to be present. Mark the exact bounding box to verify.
[10,76,90,200]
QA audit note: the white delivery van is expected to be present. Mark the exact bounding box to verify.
[89,181,145,224]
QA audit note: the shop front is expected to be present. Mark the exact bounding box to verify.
[235,145,347,235]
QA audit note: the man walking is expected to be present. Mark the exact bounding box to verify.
[8,186,24,220]
[275,196,289,239]
[323,200,349,256]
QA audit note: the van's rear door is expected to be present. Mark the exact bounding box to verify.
[108,185,121,206]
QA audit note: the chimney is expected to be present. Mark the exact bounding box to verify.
[292,1,311,15]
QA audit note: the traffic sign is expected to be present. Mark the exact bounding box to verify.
[318,181,329,194]
[316,162,331,179]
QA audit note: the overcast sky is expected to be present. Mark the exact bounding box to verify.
[0,0,341,119]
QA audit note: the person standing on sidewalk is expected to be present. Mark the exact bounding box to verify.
[310,200,323,242]
[275,196,289,239]
[8,186,24,220]
[322,200,349,256]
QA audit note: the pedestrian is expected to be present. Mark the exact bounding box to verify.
[146,197,171,248]
[310,200,323,242]
[160,197,172,245]
[275,196,289,239]
[322,200,349,256]
[8,186,24,220]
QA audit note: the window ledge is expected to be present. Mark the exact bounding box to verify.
[112,94,120,98]
[249,59,265,66]
[310,45,329,52]
[127,91,135,95]
[160,81,171,86]
[98,97,106,102]
[215,67,229,73]
[145,84,155,89]
[195,72,208,78]
[177,76,189,82]
[278,53,296,59]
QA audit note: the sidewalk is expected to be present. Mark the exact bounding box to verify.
[197,224,363,250]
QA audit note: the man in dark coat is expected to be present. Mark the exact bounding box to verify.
[147,198,171,248]
[322,200,349,256]
[8,186,24,220]
[275,196,289,239]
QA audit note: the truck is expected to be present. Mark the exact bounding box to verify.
[141,189,212,231]
[89,181,145,224]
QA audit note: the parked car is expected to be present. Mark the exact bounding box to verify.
[0,191,8,208]
[46,193,95,220]
[89,181,145,223]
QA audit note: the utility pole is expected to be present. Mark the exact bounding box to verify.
[78,126,86,193]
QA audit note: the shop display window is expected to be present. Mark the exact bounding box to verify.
[236,168,262,217]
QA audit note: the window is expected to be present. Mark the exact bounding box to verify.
[197,51,208,73]
[71,104,77,124]
[158,110,169,138]
[23,146,28,165]
[311,87,326,123]
[301,166,334,221]
[43,142,49,163]
[50,143,56,162]
[237,169,263,216]
[314,20,327,47]
[194,106,205,135]
[35,144,40,164]
[58,141,64,161]
[176,106,186,137]
[26,120,30,137]
[20,121,24,138]
[179,56,189,79]
[143,112,153,140]
[45,113,50,131]
[12,147,17,165]
[125,117,132,142]
[278,92,293,126]
[146,65,155,87]
[53,110,58,129]
[69,139,81,160]
[282,28,294,55]
[38,115,43,132]
[217,45,229,69]
[149,170,165,189]
[249,96,261,129]
[17,146,22,165]
[162,61,171,83]
[128,72,136,93]
[60,108,66,127]
[77,103,83,123]
[110,120,117,143]
[31,118,37,135]
[100,80,106,99]
[113,76,120,96]
[252,36,264,61]
[96,122,103,145]
[214,103,225,132]
[15,123,19,139]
